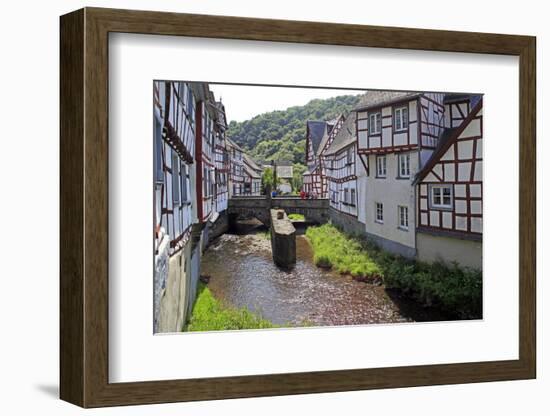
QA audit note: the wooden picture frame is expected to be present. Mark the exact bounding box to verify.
[60,7,536,408]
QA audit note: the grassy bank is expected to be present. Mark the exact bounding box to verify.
[288,213,305,221]
[306,224,482,319]
[186,283,275,331]
[306,223,382,278]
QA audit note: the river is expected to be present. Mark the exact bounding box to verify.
[201,226,446,327]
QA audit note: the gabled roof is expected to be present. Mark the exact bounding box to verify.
[354,91,421,111]
[324,112,357,156]
[414,99,483,185]
[243,153,262,172]
[226,137,244,152]
[243,163,261,179]
[316,114,344,157]
[307,120,328,154]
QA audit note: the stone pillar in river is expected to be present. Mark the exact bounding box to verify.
[270,209,296,269]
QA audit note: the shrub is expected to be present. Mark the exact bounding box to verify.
[306,223,482,319]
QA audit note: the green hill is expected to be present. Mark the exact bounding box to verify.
[227,94,362,164]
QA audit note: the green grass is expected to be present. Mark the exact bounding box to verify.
[186,283,275,331]
[305,223,382,278]
[288,213,305,221]
[305,223,482,319]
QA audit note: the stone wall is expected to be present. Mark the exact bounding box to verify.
[270,209,296,269]
[417,231,482,270]
[153,233,169,333]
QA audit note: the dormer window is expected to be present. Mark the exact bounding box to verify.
[394,106,409,131]
[369,112,382,135]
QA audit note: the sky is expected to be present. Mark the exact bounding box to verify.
[209,83,367,123]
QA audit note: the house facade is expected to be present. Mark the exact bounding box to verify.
[414,98,483,269]
[324,112,367,233]
[213,101,229,213]
[153,81,237,333]
[303,116,344,198]
[153,80,202,333]
[353,92,446,257]
[227,138,246,197]
[243,154,263,195]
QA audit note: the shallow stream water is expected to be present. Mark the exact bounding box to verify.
[201,228,445,327]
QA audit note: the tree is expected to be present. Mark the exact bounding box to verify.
[291,163,307,192]
[227,94,362,164]
[261,167,281,193]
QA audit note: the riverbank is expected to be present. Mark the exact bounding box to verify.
[195,232,420,328]
[305,224,482,319]
[186,282,275,331]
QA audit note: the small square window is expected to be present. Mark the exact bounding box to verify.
[431,185,453,209]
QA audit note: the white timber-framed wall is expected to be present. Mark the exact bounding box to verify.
[213,101,229,213]
[415,99,483,269]
[153,80,200,333]
[325,113,360,218]
[242,154,262,195]
[195,90,216,222]
[227,138,246,197]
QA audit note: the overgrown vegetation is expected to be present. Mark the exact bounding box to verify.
[306,224,482,319]
[227,94,362,164]
[186,283,275,331]
[288,213,305,221]
[306,224,383,278]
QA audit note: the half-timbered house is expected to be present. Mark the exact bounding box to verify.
[153,80,201,333]
[194,86,218,223]
[213,101,229,213]
[414,97,483,269]
[324,112,366,227]
[242,154,263,195]
[227,137,246,197]
[302,116,345,198]
[354,91,446,257]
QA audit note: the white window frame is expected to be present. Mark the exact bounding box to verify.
[430,185,453,209]
[376,155,387,178]
[398,153,411,178]
[343,188,349,204]
[375,202,384,223]
[394,105,409,131]
[369,112,382,135]
[350,188,356,207]
[398,205,409,230]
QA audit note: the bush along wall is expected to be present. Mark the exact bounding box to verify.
[306,224,482,319]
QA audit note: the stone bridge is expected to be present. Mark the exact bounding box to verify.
[227,196,329,226]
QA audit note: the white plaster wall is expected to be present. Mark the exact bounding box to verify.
[417,232,482,270]
[363,152,418,249]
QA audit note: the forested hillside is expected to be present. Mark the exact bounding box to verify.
[227,94,362,164]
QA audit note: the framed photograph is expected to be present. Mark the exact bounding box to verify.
[60,7,536,408]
